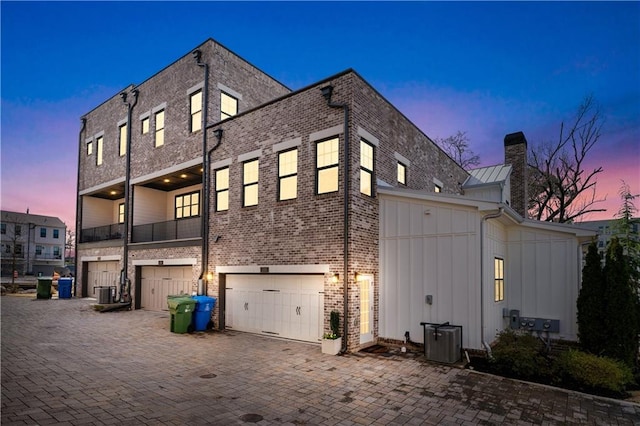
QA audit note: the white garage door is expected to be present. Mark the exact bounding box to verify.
[141,266,194,311]
[226,275,324,343]
[87,261,120,297]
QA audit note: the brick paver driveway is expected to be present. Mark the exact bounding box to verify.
[2,295,639,425]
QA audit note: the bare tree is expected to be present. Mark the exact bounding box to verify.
[528,95,606,223]
[435,131,481,170]
[65,229,75,261]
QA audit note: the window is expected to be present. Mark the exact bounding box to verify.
[397,162,407,185]
[96,135,104,166]
[53,229,59,239]
[494,257,504,302]
[434,184,442,193]
[215,168,229,212]
[360,140,374,196]
[35,245,43,255]
[53,246,61,258]
[316,138,339,194]
[155,110,165,147]
[118,203,125,224]
[141,116,150,134]
[243,159,259,207]
[190,90,202,132]
[15,244,23,256]
[0,223,5,234]
[87,140,93,155]
[15,225,21,236]
[278,149,298,201]
[221,92,238,120]
[175,191,200,219]
[119,123,127,156]
[40,228,46,238]
[3,244,10,254]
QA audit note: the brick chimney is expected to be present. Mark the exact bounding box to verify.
[504,132,528,218]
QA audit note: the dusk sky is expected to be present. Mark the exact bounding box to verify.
[2,1,639,231]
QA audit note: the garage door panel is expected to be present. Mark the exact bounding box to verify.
[141,266,193,311]
[87,261,119,297]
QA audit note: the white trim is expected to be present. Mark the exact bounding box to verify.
[85,137,94,144]
[79,177,126,196]
[130,157,203,185]
[394,152,411,167]
[357,127,379,146]
[81,255,121,262]
[132,258,197,266]
[139,110,151,121]
[273,137,302,153]
[238,149,262,163]
[117,117,128,127]
[152,102,167,114]
[217,264,330,274]
[187,81,204,95]
[95,131,105,139]
[309,125,343,142]
[433,177,443,188]
[217,83,243,100]
[211,158,233,170]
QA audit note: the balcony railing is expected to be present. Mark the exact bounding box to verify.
[131,217,200,243]
[80,224,124,243]
[34,253,63,260]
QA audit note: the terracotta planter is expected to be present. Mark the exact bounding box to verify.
[321,337,342,355]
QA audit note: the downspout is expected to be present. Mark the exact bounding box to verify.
[193,49,210,295]
[120,88,138,302]
[480,207,504,357]
[74,117,86,297]
[320,85,350,353]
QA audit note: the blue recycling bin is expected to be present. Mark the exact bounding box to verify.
[192,296,217,331]
[58,278,73,299]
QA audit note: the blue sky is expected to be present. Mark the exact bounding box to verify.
[2,1,639,229]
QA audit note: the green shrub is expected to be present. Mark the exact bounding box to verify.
[490,329,550,380]
[553,349,634,396]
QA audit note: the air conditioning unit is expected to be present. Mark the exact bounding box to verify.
[424,325,461,364]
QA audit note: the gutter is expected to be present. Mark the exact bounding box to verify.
[320,84,350,354]
[74,117,86,297]
[480,207,504,356]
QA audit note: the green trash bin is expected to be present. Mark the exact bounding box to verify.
[36,277,52,299]
[167,296,195,333]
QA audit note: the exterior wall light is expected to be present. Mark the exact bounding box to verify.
[206,272,213,281]
[355,272,363,282]
[331,273,339,283]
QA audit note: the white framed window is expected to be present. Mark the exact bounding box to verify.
[360,139,374,196]
[397,162,407,185]
[155,110,165,147]
[96,135,104,166]
[243,159,259,207]
[87,140,93,156]
[141,116,149,134]
[316,137,339,194]
[119,123,127,156]
[434,184,442,193]
[278,149,298,201]
[175,191,200,219]
[215,168,229,212]
[53,229,59,239]
[190,90,202,132]
[221,92,238,120]
[494,257,504,302]
[40,228,46,238]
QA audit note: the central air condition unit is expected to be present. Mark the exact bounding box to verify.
[424,325,461,364]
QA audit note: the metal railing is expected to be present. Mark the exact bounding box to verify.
[131,217,200,243]
[80,224,124,243]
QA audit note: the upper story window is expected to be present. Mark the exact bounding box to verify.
[118,203,125,224]
[278,149,298,201]
[190,90,203,133]
[35,245,43,255]
[119,123,127,156]
[40,228,46,238]
[494,257,505,302]
[53,246,61,258]
[87,140,93,156]
[221,92,238,120]
[15,244,22,256]
[155,110,165,147]
[397,162,407,185]
[434,184,442,193]
[175,191,200,219]
[316,137,339,194]
[215,167,229,212]
[15,225,21,236]
[360,139,374,197]
[53,229,59,239]
[96,136,104,166]
[1,223,6,234]
[141,116,150,134]
[243,159,259,207]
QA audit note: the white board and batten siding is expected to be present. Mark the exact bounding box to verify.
[380,196,482,349]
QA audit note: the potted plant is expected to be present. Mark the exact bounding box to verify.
[322,310,342,355]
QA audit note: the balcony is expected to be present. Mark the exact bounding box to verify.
[80,224,124,243]
[34,253,63,260]
[131,217,200,243]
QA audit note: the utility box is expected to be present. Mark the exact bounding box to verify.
[424,325,461,364]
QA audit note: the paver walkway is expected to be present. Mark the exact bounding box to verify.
[2,296,639,425]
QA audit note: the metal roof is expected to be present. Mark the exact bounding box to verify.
[462,164,512,188]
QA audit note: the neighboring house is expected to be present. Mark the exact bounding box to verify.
[1,210,66,276]
[76,38,594,353]
[577,218,639,261]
